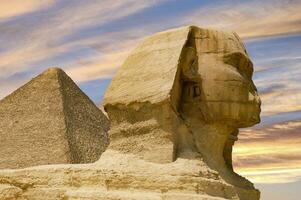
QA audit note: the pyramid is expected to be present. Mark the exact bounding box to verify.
[0,68,109,169]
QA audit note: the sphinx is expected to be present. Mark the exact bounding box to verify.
[104,25,261,198]
[0,26,261,200]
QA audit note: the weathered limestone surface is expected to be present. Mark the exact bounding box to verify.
[0,68,109,169]
[0,150,259,200]
[0,26,261,200]
[103,26,261,199]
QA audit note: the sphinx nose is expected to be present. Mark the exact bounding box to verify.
[248,91,261,105]
[249,81,261,105]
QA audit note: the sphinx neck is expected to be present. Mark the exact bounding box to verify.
[177,114,237,171]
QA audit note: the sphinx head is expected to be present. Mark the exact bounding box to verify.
[180,27,261,128]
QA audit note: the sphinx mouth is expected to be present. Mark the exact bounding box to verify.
[245,110,261,126]
[251,115,261,124]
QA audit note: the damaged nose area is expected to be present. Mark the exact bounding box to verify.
[248,91,261,124]
[249,91,261,105]
[248,92,255,101]
[249,81,261,105]
[240,81,261,126]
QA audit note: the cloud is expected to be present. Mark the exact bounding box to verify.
[239,168,301,184]
[233,120,301,184]
[0,0,167,78]
[1,0,300,82]
[66,47,132,82]
[185,0,301,39]
[244,33,301,118]
[239,120,301,141]
[0,0,54,20]
[0,0,168,98]
[260,90,301,117]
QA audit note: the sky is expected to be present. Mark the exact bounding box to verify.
[0,0,300,199]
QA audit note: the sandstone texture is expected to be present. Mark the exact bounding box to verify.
[0,26,261,200]
[0,68,109,169]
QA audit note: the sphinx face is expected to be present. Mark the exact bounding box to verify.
[181,30,261,128]
[197,53,261,128]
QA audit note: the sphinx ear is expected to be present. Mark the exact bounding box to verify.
[181,81,201,103]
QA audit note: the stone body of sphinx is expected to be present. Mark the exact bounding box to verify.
[0,26,261,200]
[103,25,261,199]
